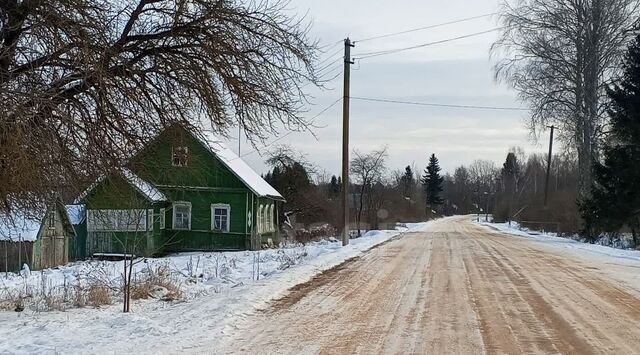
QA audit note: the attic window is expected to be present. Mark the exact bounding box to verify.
[172,147,189,167]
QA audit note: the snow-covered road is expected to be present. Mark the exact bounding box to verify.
[212,216,640,354]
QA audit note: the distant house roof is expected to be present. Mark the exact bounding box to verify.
[0,211,43,242]
[65,204,86,225]
[198,131,284,201]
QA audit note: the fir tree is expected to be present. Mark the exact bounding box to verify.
[400,165,415,198]
[581,34,640,245]
[421,154,444,208]
[329,175,341,197]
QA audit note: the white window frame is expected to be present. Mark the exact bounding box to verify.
[159,208,166,229]
[258,205,264,234]
[269,204,275,232]
[172,202,192,230]
[210,203,231,232]
[171,146,189,167]
[87,209,147,232]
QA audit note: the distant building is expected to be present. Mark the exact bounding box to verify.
[0,196,76,272]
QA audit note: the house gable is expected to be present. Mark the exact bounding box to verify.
[127,125,248,192]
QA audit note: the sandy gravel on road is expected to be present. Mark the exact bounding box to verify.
[215,217,640,355]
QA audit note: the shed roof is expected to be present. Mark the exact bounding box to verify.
[0,211,43,242]
[0,197,75,241]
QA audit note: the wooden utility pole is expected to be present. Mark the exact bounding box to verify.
[341,38,354,246]
[544,125,555,207]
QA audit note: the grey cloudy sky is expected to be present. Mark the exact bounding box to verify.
[224,0,549,177]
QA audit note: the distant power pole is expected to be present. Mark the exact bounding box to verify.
[544,125,555,207]
[341,38,355,247]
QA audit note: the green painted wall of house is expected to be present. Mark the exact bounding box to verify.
[80,125,283,256]
[128,125,247,190]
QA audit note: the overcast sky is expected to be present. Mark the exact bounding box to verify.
[223,0,549,177]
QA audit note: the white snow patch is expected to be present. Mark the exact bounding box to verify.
[477,219,640,263]
[0,222,433,354]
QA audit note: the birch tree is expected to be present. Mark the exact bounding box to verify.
[493,0,640,199]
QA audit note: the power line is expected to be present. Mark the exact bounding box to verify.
[353,12,497,43]
[350,96,527,111]
[316,47,344,67]
[353,28,503,60]
[235,97,343,159]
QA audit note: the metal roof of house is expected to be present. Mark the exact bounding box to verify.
[74,168,168,204]
[198,131,284,201]
[121,168,168,202]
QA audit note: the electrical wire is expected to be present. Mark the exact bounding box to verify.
[353,12,497,43]
[350,96,527,111]
[234,97,343,159]
[353,28,503,60]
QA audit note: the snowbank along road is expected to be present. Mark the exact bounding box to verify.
[216,216,640,354]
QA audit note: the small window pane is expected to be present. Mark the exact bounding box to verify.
[174,204,191,229]
[211,205,229,232]
[172,147,189,167]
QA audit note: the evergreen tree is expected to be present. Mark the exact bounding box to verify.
[421,154,444,208]
[400,165,415,198]
[581,34,640,245]
[329,175,341,197]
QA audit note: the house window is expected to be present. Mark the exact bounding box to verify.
[172,202,191,230]
[172,146,189,167]
[211,204,230,232]
[159,208,166,229]
[258,205,264,233]
[88,209,147,231]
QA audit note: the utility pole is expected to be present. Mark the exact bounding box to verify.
[341,38,355,247]
[544,125,555,207]
[238,125,241,156]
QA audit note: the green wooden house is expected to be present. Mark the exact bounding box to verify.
[75,124,284,257]
[0,196,76,272]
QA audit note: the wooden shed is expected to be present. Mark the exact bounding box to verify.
[0,197,76,272]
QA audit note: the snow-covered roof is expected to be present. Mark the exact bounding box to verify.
[0,211,43,242]
[74,168,168,204]
[65,204,86,225]
[121,168,168,202]
[199,131,284,201]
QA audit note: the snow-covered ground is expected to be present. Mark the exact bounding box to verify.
[0,222,433,354]
[478,220,640,263]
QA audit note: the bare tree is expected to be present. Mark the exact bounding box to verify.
[0,0,318,213]
[350,147,388,236]
[493,0,640,198]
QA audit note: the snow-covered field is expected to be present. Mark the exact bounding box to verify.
[0,222,432,354]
